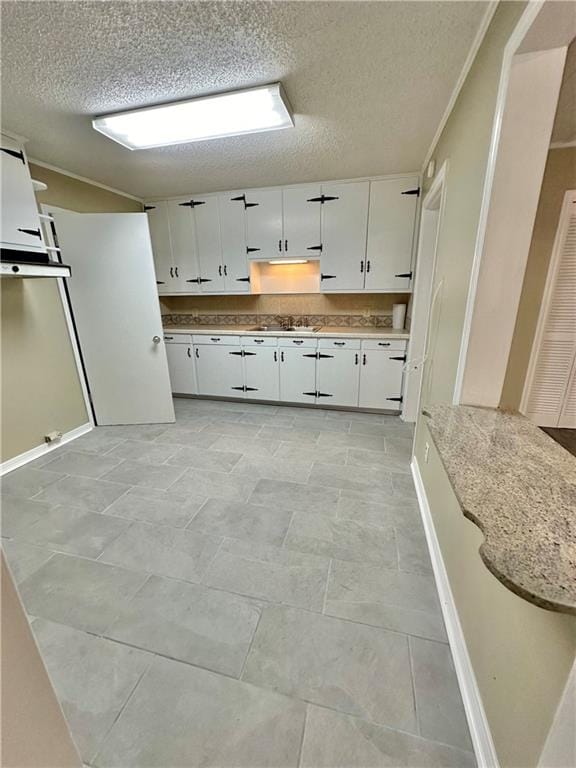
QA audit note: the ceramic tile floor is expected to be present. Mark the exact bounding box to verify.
[1,398,475,767]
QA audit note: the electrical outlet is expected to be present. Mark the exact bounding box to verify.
[424,442,430,463]
[44,431,62,444]
[362,307,371,318]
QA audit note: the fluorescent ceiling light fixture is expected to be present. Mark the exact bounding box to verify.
[268,259,308,265]
[92,83,294,150]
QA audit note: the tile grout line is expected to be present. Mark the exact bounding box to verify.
[407,634,422,738]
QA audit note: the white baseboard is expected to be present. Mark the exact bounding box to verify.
[0,423,92,476]
[411,456,499,768]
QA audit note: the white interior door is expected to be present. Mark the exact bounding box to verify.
[523,192,576,427]
[51,210,175,426]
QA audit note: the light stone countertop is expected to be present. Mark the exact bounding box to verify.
[424,404,576,615]
[163,325,410,340]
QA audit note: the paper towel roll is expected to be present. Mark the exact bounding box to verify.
[392,303,407,330]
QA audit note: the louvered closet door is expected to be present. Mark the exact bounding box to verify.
[525,193,576,427]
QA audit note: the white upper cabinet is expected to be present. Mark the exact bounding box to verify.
[1,135,45,252]
[219,194,250,293]
[166,199,201,291]
[146,201,174,293]
[245,189,283,259]
[193,196,226,293]
[282,185,322,258]
[365,176,419,291]
[320,181,369,291]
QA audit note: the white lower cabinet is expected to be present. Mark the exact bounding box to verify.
[243,345,280,400]
[316,349,361,407]
[164,339,197,394]
[195,344,244,397]
[279,346,318,404]
[359,345,405,411]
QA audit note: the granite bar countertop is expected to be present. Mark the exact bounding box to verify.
[163,326,410,340]
[424,405,576,614]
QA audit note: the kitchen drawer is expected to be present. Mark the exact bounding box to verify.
[318,338,361,350]
[361,339,407,351]
[163,333,192,344]
[193,334,240,345]
[242,336,278,347]
[278,337,318,348]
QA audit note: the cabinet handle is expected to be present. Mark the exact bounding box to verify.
[378,342,391,347]
[174,266,179,278]
[218,265,222,276]
[362,354,367,365]
[164,335,174,340]
[333,342,345,346]
[187,347,191,357]
[224,264,228,276]
[156,281,165,285]
[210,337,221,342]
[195,348,199,358]
[274,350,277,362]
[292,340,304,345]
[360,260,364,273]
[355,353,359,365]
[253,339,264,344]
[284,239,288,251]
[170,267,174,278]
[281,351,285,362]
[366,261,370,273]
[278,239,282,252]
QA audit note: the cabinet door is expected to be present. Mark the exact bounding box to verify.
[316,349,360,407]
[282,186,322,257]
[365,177,419,291]
[359,350,404,411]
[320,181,369,291]
[166,200,201,292]
[195,345,244,397]
[245,189,283,259]
[243,347,280,401]
[165,343,197,394]
[146,202,174,293]
[1,137,44,251]
[279,347,317,404]
[219,194,250,293]
[193,197,226,293]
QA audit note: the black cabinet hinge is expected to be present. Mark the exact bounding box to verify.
[231,386,245,391]
[395,271,413,279]
[390,355,407,362]
[246,247,261,254]
[302,392,317,397]
[1,147,25,164]
[307,195,339,204]
[229,351,244,356]
[317,353,334,359]
[236,276,251,282]
[401,188,420,197]
[387,396,404,403]
[178,199,206,208]
[243,351,256,356]
[186,278,200,284]
[307,245,323,251]
[231,194,259,209]
[156,281,165,285]
[198,277,212,283]
[321,274,337,281]
[303,353,318,358]
[245,387,258,392]
[17,228,42,239]
[316,392,333,398]
[144,205,156,211]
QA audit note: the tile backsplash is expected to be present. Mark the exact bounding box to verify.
[162,312,395,328]
[160,292,410,328]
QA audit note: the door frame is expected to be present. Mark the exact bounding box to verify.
[520,189,576,418]
[41,204,95,426]
[402,161,448,422]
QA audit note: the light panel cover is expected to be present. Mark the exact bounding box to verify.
[92,83,294,150]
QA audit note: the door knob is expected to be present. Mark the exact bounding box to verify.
[152,335,161,344]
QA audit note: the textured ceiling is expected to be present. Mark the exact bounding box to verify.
[1,0,488,198]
